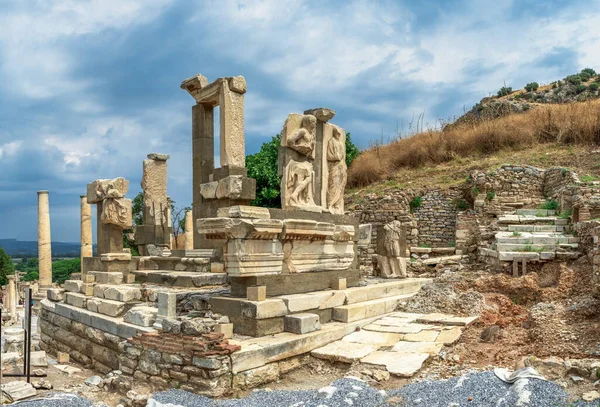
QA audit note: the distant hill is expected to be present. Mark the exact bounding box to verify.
[0,238,83,258]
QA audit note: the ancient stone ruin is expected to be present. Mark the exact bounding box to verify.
[24,73,600,401]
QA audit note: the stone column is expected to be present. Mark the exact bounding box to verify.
[167,196,173,249]
[37,191,52,288]
[7,274,16,317]
[192,104,214,248]
[80,195,93,263]
[184,209,193,250]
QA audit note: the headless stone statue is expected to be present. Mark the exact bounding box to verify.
[376,221,407,278]
[326,125,347,214]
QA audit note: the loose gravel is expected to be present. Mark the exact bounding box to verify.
[14,371,600,407]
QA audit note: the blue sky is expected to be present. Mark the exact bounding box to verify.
[1,0,599,242]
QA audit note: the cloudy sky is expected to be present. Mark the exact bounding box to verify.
[1,0,599,243]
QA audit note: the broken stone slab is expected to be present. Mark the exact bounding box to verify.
[391,341,444,355]
[416,313,478,326]
[284,313,321,334]
[64,280,83,293]
[342,330,402,347]
[86,177,129,204]
[200,181,219,199]
[30,351,48,367]
[312,340,379,363]
[215,176,256,200]
[361,351,430,377]
[124,306,157,327]
[1,352,22,367]
[46,288,65,302]
[103,286,142,302]
[402,330,440,342]
[54,364,82,375]
[436,327,463,345]
[363,323,434,334]
[101,197,133,229]
[303,107,336,122]
[97,298,126,317]
[147,153,170,161]
[0,381,37,402]
[217,205,271,219]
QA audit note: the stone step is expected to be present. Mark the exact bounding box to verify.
[497,251,541,261]
[496,232,577,244]
[498,215,559,224]
[342,278,431,304]
[332,293,415,323]
[508,225,564,232]
[496,243,578,252]
[422,255,463,266]
[410,247,455,255]
[86,297,133,317]
[64,292,88,309]
[132,270,227,287]
[89,271,124,284]
[93,285,142,302]
[124,305,158,327]
[284,313,321,334]
[516,209,557,216]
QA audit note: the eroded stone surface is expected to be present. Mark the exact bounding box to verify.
[312,341,378,363]
[361,351,430,377]
[87,178,129,204]
[342,330,401,347]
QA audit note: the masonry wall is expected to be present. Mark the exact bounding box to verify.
[413,189,461,247]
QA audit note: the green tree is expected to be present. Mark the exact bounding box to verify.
[0,248,15,286]
[246,132,361,208]
[524,82,539,92]
[247,135,282,208]
[51,258,81,284]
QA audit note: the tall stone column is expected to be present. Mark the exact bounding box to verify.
[80,195,93,263]
[192,104,214,248]
[7,274,16,317]
[184,209,193,250]
[37,191,52,288]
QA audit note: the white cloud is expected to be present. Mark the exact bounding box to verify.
[0,141,22,160]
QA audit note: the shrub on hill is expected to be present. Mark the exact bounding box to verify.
[348,100,600,187]
[497,86,513,97]
[525,82,539,92]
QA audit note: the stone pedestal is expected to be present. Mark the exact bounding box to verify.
[80,195,93,264]
[37,190,52,288]
[2,327,24,355]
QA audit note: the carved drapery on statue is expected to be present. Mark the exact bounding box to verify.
[278,109,347,214]
[376,220,407,278]
[326,125,347,215]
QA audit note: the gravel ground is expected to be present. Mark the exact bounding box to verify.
[13,372,600,407]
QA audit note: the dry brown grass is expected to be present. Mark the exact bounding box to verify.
[348,100,600,187]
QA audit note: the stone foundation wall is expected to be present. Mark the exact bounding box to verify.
[39,306,122,374]
[455,211,479,255]
[413,189,462,247]
[119,331,238,397]
[469,165,546,208]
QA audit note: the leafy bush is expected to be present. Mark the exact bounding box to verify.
[566,75,582,86]
[580,72,592,81]
[589,82,599,92]
[486,191,496,201]
[497,86,513,97]
[561,168,569,177]
[576,84,587,94]
[454,198,469,210]
[409,196,422,211]
[580,174,599,182]
[581,68,597,77]
[524,82,539,92]
[558,209,572,219]
[539,200,559,210]
[471,186,480,196]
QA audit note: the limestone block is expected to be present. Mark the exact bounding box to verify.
[282,219,334,240]
[217,205,270,219]
[64,280,83,293]
[124,306,157,327]
[86,298,102,313]
[142,154,169,226]
[87,177,129,204]
[46,288,64,302]
[198,217,283,240]
[0,380,37,401]
[104,286,142,302]
[284,313,321,334]
[280,291,341,313]
[247,286,266,302]
[147,153,170,161]
[281,160,320,212]
[1,352,22,367]
[240,299,288,319]
[303,107,336,122]
[281,113,317,159]
[30,351,48,367]
[214,323,234,339]
[227,76,247,94]
[283,239,354,273]
[65,292,87,308]
[358,224,372,246]
[97,298,126,317]
[81,283,94,296]
[342,331,402,347]
[215,176,256,200]
[435,327,463,345]
[101,198,133,229]
[312,340,378,363]
[332,225,355,242]
[158,292,177,318]
[391,341,444,355]
[360,351,430,377]
[57,352,70,363]
[331,278,347,291]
